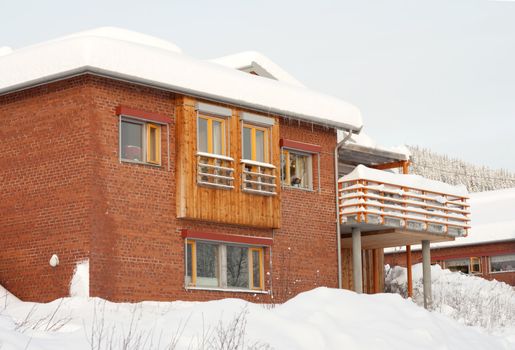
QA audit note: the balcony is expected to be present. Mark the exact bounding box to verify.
[241,159,277,196]
[197,152,235,189]
[339,165,470,244]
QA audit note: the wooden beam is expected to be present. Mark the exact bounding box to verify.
[406,245,413,298]
[372,160,410,171]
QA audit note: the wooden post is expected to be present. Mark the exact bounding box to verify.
[422,240,432,309]
[406,245,413,298]
[373,249,380,293]
[352,227,363,293]
[402,161,413,298]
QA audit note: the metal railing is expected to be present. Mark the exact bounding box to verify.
[241,159,277,195]
[338,178,470,237]
[197,152,235,189]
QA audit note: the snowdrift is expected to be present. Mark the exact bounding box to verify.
[385,263,515,333]
[0,285,513,349]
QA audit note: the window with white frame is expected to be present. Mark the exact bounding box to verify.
[186,240,264,291]
[490,254,515,273]
[281,149,313,190]
[120,118,161,164]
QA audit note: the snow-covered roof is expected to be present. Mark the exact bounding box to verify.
[210,51,305,88]
[340,164,468,197]
[347,132,410,158]
[386,187,515,252]
[0,27,362,131]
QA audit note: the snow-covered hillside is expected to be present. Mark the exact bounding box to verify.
[408,146,515,192]
[0,283,513,350]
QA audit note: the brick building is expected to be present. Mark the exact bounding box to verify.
[385,188,515,286]
[1,28,470,304]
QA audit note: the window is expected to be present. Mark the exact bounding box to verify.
[281,149,313,190]
[242,124,269,163]
[490,254,515,273]
[443,257,482,274]
[185,241,264,291]
[198,114,227,155]
[444,258,470,274]
[120,118,161,165]
[470,257,481,274]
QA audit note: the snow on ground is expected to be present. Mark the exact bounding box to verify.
[0,284,513,350]
[385,263,515,335]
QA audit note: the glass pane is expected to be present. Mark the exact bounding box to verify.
[121,121,143,161]
[149,127,157,161]
[281,151,287,184]
[198,118,208,153]
[212,120,223,155]
[252,250,261,288]
[227,246,249,288]
[243,127,252,160]
[186,244,193,284]
[445,258,469,274]
[491,254,515,272]
[255,129,265,162]
[196,242,219,287]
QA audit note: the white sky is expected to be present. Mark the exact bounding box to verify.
[2,0,514,170]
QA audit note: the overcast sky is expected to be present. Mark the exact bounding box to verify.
[2,0,514,170]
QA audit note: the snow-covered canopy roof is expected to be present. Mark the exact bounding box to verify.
[340,165,468,197]
[337,130,410,170]
[210,51,305,88]
[347,132,410,157]
[386,187,515,252]
[0,27,362,131]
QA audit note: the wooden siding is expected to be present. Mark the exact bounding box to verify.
[175,95,281,228]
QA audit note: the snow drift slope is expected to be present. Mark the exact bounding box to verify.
[386,263,515,333]
[0,286,513,350]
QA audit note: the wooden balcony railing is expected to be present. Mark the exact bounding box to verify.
[338,170,470,237]
[197,152,235,189]
[241,159,277,196]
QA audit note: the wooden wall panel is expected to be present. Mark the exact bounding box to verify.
[175,95,281,228]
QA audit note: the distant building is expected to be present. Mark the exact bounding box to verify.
[385,188,515,286]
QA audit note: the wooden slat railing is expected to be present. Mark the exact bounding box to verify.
[241,159,277,195]
[338,178,470,237]
[197,152,235,189]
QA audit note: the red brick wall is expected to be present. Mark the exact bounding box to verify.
[273,119,338,301]
[0,77,93,301]
[385,241,515,286]
[0,74,340,303]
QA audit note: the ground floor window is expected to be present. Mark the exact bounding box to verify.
[490,254,515,273]
[443,257,481,274]
[185,241,264,291]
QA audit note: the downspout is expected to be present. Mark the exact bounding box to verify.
[335,130,354,289]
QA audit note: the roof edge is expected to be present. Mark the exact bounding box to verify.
[0,67,361,132]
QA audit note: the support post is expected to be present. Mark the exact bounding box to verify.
[406,245,413,298]
[422,240,432,309]
[352,227,363,293]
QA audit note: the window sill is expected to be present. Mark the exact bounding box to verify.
[282,185,315,192]
[489,270,515,274]
[185,286,269,294]
[121,159,162,168]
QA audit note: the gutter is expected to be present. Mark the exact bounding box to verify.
[0,67,362,132]
[335,130,356,288]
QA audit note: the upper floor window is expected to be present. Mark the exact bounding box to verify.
[242,124,270,163]
[120,118,161,165]
[281,149,313,190]
[198,114,227,155]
